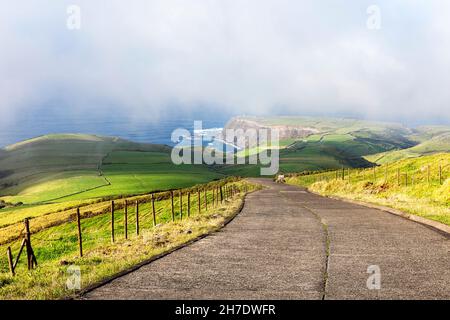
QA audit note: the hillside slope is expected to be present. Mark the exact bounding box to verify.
[286,153,450,226]
[0,134,220,205]
[365,127,450,164]
[219,116,418,175]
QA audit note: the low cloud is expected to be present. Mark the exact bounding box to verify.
[1,0,449,127]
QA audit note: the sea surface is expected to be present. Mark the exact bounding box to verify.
[0,112,230,148]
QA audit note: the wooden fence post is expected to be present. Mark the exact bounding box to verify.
[24,218,32,270]
[151,194,156,227]
[187,192,191,217]
[111,201,115,243]
[342,166,345,180]
[216,187,220,205]
[204,189,208,211]
[220,186,223,203]
[171,191,175,221]
[439,165,443,185]
[405,173,408,187]
[135,200,139,236]
[124,200,128,239]
[76,208,83,257]
[7,247,14,276]
[12,239,26,273]
[198,189,201,214]
[179,191,183,220]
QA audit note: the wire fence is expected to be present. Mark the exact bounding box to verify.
[287,161,448,187]
[3,178,254,276]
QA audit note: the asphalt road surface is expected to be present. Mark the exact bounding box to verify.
[83,179,450,300]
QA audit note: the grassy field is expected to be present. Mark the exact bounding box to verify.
[286,153,450,226]
[0,135,226,229]
[0,135,223,205]
[58,150,223,201]
[0,179,258,299]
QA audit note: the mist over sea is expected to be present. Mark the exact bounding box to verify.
[0,111,229,148]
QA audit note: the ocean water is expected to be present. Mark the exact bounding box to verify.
[0,112,229,148]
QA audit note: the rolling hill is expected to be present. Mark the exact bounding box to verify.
[365,126,450,164]
[217,116,428,175]
[0,134,221,206]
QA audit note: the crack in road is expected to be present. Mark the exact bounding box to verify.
[279,190,331,300]
[303,206,331,300]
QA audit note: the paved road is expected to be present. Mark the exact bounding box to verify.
[83,179,450,300]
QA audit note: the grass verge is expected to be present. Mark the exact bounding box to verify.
[286,153,450,226]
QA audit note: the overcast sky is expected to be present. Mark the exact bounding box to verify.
[1,0,450,128]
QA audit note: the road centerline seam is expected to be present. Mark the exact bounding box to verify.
[279,190,331,300]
